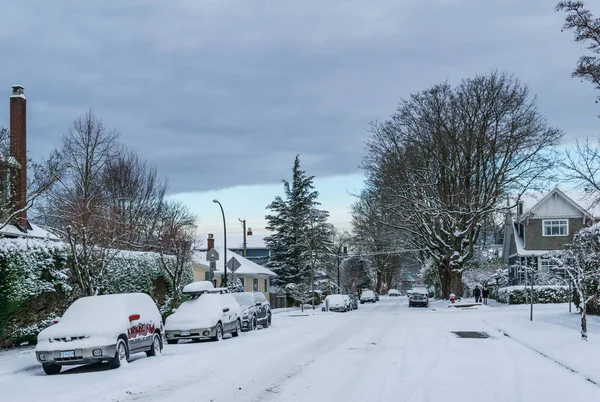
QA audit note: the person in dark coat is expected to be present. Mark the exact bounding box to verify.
[473,286,481,303]
[482,286,489,305]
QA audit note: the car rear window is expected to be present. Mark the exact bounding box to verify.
[233,293,254,307]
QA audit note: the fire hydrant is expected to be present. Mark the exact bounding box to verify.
[449,293,456,304]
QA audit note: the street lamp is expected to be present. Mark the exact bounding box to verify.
[337,238,351,294]
[213,199,227,287]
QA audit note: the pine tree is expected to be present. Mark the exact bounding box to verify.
[265,155,332,288]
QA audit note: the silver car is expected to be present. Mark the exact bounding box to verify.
[35,293,164,375]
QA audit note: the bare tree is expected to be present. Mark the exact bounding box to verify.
[155,200,197,309]
[0,126,62,230]
[362,71,563,298]
[47,110,122,296]
[101,150,167,250]
[549,224,600,340]
[557,1,600,102]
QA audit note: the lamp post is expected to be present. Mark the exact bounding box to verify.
[336,238,351,294]
[213,199,227,287]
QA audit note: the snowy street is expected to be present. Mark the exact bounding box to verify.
[3,297,600,402]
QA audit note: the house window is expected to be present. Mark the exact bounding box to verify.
[540,259,556,273]
[542,219,568,236]
[253,278,258,291]
[264,279,268,293]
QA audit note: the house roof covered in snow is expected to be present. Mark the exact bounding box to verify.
[192,246,276,277]
[0,222,59,240]
[514,187,600,222]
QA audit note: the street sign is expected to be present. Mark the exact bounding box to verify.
[206,248,219,261]
[226,257,242,272]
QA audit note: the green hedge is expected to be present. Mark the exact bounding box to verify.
[497,286,569,304]
[0,238,193,347]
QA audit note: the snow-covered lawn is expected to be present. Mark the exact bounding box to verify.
[2,297,600,401]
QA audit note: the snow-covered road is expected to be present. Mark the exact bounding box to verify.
[2,297,600,401]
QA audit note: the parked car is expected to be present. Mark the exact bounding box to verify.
[360,290,377,304]
[35,293,164,375]
[165,281,242,343]
[325,294,348,312]
[388,289,401,297]
[342,295,353,310]
[347,294,359,309]
[232,292,272,331]
[408,287,430,308]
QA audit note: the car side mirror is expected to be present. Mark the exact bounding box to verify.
[53,316,61,324]
[255,302,262,306]
[129,314,141,322]
[222,307,230,313]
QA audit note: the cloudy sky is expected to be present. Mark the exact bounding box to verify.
[1,0,599,240]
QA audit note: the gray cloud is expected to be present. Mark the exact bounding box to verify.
[0,0,598,192]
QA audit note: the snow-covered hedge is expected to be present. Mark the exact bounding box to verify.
[0,238,193,346]
[497,285,569,304]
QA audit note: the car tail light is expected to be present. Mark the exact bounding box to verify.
[129,314,141,322]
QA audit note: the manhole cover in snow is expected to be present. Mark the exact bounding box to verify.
[452,331,489,339]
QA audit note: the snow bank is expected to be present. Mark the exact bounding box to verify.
[497,285,569,304]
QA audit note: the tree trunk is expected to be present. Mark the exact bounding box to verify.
[375,270,382,294]
[451,271,463,298]
[439,262,451,299]
[581,301,588,341]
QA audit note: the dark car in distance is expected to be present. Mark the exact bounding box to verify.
[408,287,429,308]
[232,292,272,331]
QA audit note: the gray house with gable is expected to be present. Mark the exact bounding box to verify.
[503,188,599,284]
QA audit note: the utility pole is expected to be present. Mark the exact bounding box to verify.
[213,200,227,287]
[239,218,247,257]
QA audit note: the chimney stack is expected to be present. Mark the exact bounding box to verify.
[207,233,214,251]
[9,85,27,229]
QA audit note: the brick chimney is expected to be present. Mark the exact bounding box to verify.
[207,233,214,250]
[10,85,27,229]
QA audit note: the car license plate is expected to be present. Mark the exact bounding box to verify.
[60,350,75,358]
[180,330,190,336]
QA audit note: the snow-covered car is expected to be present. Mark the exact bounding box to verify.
[388,289,401,297]
[347,294,359,309]
[360,290,377,304]
[165,281,242,342]
[408,287,429,308]
[232,292,272,331]
[35,293,164,375]
[325,294,348,312]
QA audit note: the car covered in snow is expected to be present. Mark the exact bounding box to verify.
[360,290,377,304]
[165,281,242,342]
[347,294,359,309]
[388,289,400,297]
[35,293,164,375]
[232,292,272,331]
[408,286,430,308]
[325,294,349,312]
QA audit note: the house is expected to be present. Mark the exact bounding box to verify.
[502,187,599,284]
[192,234,276,297]
[201,232,270,266]
[0,85,57,240]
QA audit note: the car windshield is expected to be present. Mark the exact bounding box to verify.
[232,293,254,307]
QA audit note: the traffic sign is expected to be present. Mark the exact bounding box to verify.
[206,248,219,261]
[227,257,242,272]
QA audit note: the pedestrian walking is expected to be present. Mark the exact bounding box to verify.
[482,286,489,305]
[473,286,481,303]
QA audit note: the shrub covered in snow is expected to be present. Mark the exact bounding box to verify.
[0,238,193,346]
[497,285,569,304]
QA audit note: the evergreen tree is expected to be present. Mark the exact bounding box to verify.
[265,155,332,288]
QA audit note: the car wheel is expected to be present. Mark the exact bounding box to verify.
[146,333,162,357]
[232,320,241,337]
[251,316,257,331]
[212,323,223,341]
[167,339,178,345]
[109,339,128,369]
[42,363,61,375]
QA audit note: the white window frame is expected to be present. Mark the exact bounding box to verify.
[542,219,568,237]
[540,259,556,273]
